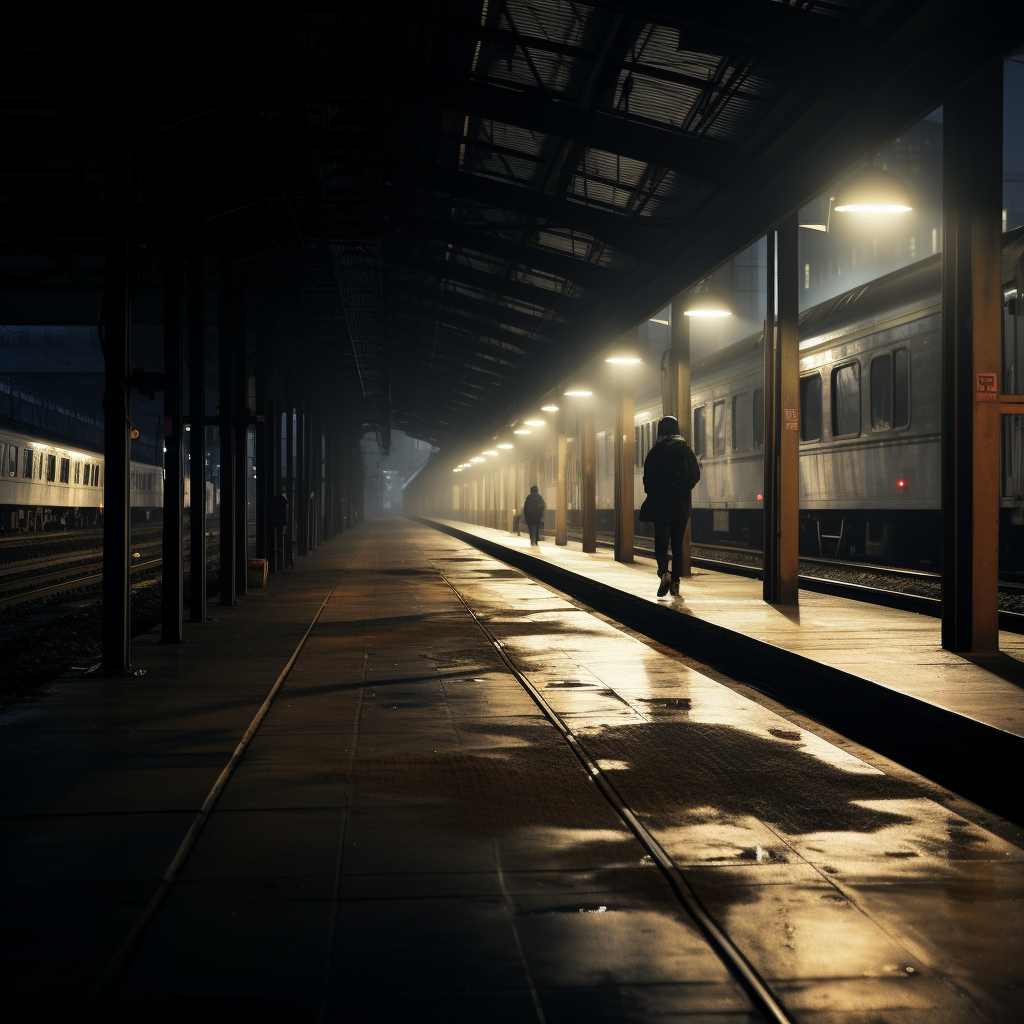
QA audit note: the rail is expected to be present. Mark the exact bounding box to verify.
[0,558,163,611]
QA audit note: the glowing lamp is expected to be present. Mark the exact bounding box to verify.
[683,289,732,317]
[483,450,498,456]
[897,478,906,489]
[563,389,592,397]
[833,167,913,213]
[541,405,559,412]
[513,429,532,435]
[470,457,484,463]
[523,419,545,427]
[757,493,763,501]
[497,443,513,449]
[605,356,641,364]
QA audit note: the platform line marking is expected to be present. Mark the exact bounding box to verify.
[83,545,363,1017]
[430,555,794,1024]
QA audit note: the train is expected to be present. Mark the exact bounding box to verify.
[587,235,1024,570]
[0,422,166,533]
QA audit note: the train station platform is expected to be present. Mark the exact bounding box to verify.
[419,518,1024,826]
[2,520,1023,1022]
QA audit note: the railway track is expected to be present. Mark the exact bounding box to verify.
[0,557,163,610]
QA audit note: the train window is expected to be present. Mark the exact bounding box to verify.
[732,394,752,453]
[634,426,641,467]
[59,458,70,484]
[712,400,727,457]
[23,450,34,478]
[7,446,16,476]
[800,374,822,442]
[871,354,892,429]
[831,362,861,437]
[74,461,81,484]
[893,348,910,428]
[753,389,764,448]
[95,465,101,487]
[693,406,707,457]
[46,454,57,482]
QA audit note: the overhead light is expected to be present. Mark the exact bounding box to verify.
[470,457,484,463]
[799,223,828,232]
[649,317,669,325]
[564,389,592,397]
[523,419,545,427]
[683,288,732,317]
[513,428,532,435]
[833,166,913,213]
[605,355,641,364]
[483,450,498,456]
[540,404,559,412]
[497,443,513,449]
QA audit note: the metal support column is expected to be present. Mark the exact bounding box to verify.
[556,415,568,545]
[942,63,1002,654]
[669,298,693,575]
[218,241,236,606]
[187,198,207,622]
[582,410,597,553]
[233,275,248,596]
[255,306,268,560]
[161,160,184,643]
[614,383,634,562]
[506,465,515,533]
[101,94,133,675]
[763,216,800,605]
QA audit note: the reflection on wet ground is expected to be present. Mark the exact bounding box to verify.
[1,521,1022,1021]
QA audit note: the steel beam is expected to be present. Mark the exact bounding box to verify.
[763,216,799,605]
[187,198,207,622]
[219,240,236,606]
[161,159,184,643]
[582,411,597,553]
[669,298,693,576]
[941,63,1002,654]
[233,273,248,596]
[556,413,568,545]
[614,382,634,563]
[100,93,133,675]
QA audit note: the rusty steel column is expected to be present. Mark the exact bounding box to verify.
[101,91,134,675]
[669,298,693,575]
[187,197,207,620]
[582,410,597,553]
[942,63,1002,654]
[161,158,184,643]
[556,415,568,545]
[763,216,800,605]
[614,383,634,563]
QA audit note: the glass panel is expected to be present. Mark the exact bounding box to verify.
[23,450,33,477]
[800,375,822,442]
[871,354,892,429]
[8,446,16,476]
[693,406,706,457]
[46,454,56,482]
[832,363,860,436]
[732,393,751,452]
[59,458,70,483]
[713,400,727,456]
[753,389,764,448]
[893,348,910,428]
[74,461,81,483]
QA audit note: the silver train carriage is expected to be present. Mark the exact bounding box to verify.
[623,239,1024,569]
[0,423,167,533]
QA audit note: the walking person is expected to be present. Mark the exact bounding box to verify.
[522,485,546,546]
[639,415,701,597]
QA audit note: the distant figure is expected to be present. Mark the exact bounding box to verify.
[639,415,701,597]
[522,485,546,546]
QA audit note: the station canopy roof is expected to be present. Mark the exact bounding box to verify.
[2,2,1022,446]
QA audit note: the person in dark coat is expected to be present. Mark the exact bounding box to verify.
[522,485,546,545]
[639,415,701,597]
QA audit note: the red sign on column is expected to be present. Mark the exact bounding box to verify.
[975,372,998,402]
[784,408,799,431]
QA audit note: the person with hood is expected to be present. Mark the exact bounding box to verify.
[522,485,546,545]
[639,415,701,597]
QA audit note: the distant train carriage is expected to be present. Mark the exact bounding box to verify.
[622,236,1024,570]
[0,422,167,533]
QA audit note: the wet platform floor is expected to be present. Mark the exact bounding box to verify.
[2,521,1023,1022]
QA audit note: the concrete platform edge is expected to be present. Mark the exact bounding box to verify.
[417,517,1024,826]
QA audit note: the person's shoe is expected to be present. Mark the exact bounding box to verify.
[657,572,672,597]
[670,579,680,597]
